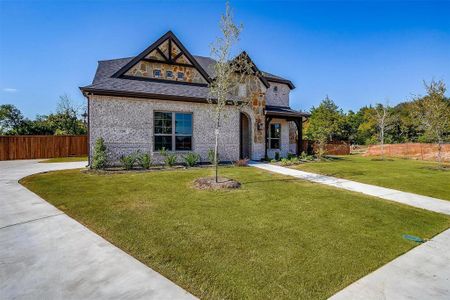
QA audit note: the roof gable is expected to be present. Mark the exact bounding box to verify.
[112,31,211,86]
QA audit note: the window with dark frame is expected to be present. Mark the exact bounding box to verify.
[273,86,278,92]
[166,70,173,78]
[153,69,161,78]
[177,72,184,80]
[154,112,192,151]
[269,123,281,149]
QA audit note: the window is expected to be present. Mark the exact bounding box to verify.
[153,69,161,78]
[154,112,192,151]
[273,86,278,92]
[177,72,184,80]
[238,83,247,97]
[166,70,173,78]
[269,123,281,149]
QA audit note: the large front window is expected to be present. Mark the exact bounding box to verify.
[269,123,281,149]
[154,112,192,151]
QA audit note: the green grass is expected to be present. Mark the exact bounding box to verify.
[39,156,87,163]
[21,167,449,299]
[292,155,450,201]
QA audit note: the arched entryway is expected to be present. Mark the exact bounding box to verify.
[240,112,251,159]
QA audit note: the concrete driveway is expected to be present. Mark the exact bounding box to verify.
[0,159,196,300]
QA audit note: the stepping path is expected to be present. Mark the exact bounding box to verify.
[0,160,196,300]
[250,161,450,300]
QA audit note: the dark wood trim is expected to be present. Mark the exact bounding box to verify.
[141,58,193,68]
[156,47,169,61]
[120,75,208,87]
[80,87,211,103]
[168,38,172,61]
[173,51,183,62]
[111,31,212,83]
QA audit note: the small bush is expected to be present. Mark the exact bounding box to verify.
[290,157,300,164]
[287,152,295,160]
[274,152,280,161]
[235,159,249,167]
[120,153,137,170]
[137,153,152,169]
[92,138,107,169]
[183,152,200,167]
[160,147,177,167]
[280,158,292,166]
[208,148,218,164]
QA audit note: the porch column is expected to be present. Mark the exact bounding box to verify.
[264,116,272,160]
[294,117,303,155]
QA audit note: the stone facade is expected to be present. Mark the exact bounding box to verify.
[88,95,267,165]
[265,81,290,107]
[125,61,207,84]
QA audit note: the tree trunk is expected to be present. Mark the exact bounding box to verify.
[214,128,219,183]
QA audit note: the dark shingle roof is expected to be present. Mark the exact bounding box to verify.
[266,105,310,118]
[81,55,295,99]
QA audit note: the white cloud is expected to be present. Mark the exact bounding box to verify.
[3,88,18,93]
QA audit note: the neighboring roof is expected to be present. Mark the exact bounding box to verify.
[265,105,310,118]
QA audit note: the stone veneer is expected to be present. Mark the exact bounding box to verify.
[265,81,290,107]
[88,95,267,165]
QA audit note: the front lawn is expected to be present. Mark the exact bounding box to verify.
[39,156,88,163]
[291,155,450,201]
[21,167,449,299]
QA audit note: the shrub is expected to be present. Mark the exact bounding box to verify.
[160,147,177,167]
[183,152,200,167]
[137,152,152,169]
[120,153,137,170]
[92,138,107,169]
[235,159,249,167]
[290,157,300,164]
[274,152,280,161]
[207,148,217,164]
[287,152,295,160]
[280,158,292,166]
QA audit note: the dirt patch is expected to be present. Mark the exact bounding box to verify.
[193,177,241,190]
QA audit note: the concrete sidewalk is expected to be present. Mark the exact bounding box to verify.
[250,162,450,300]
[250,162,450,215]
[0,160,196,300]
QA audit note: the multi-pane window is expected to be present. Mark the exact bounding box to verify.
[269,123,281,149]
[153,69,161,78]
[166,70,173,78]
[154,112,192,151]
[177,72,184,80]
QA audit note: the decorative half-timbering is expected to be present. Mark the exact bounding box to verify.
[112,31,210,86]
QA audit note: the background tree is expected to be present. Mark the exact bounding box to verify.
[374,103,394,159]
[0,104,26,134]
[208,2,260,182]
[306,96,345,157]
[411,80,450,164]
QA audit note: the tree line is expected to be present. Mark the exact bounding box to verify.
[0,95,87,135]
[305,80,450,151]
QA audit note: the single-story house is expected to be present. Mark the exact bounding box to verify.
[80,31,309,165]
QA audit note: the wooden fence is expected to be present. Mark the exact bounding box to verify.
[364,143,450,162]
[0,135,88,160]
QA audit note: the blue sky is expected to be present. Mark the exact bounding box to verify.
[1,0,449,118]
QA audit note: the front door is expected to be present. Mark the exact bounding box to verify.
[240,113,251,159]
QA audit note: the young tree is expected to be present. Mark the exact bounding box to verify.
[411,80,450,164]
[306,96,344,158]
[208,2,260,182]
[374,103,394,160]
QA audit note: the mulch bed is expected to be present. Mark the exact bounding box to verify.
[193,177,241,190]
